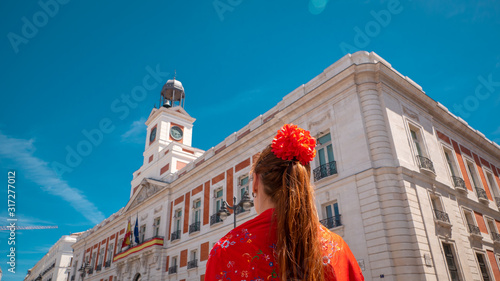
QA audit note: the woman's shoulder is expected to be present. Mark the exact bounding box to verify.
[319,225,365,281]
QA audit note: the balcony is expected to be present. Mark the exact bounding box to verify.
[468,224,483,240]
[320,215,342,229]
[452,176,467,192]
[210,213,222,226]
[71,276,75,281]
[495,197,500,208]
[96,264,102,272]
[88,268,93,275]
[491,232,500,244]
[113,236,164,262]
[476,187,489,203]
[189,222,200,234]
[168,266,177,274]
[434,210,452,227]
[313,161,337,182]
[104,260,111,268]
[171,230,181,241]
[187,259,198,269]
[417,156,435,173]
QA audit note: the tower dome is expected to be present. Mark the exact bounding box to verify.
[160,78,185,108]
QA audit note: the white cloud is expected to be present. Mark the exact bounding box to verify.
[0,132,105,224]
[121,117,146,143]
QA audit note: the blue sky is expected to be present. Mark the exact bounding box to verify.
[0,0,499,279]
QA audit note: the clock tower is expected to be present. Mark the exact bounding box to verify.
[130,78,204,197]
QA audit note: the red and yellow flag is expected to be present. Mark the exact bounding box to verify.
[122,220,131,247]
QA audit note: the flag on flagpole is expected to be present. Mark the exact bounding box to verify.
[134,216,139,244]
[122,219,131,248]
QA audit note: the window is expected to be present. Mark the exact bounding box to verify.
[442,243,460,281]
[314,133,337,181]
[175,210,182,231]
[188,250,198,269]
[117,239,123,253]
[214,188,224,213]
[91,253,96,268]
[238,175,250,200]
[169,256,178,274]
[107,243,114,262]
[476,252,491,281]
[463,209,481,236]
[99,248,104,266]
[321,202,341,229]
[442,147,459,178]
[140,224,146,243]
[466,160,480,189]
[486,218,500,241]
[193,200,201,224]
[153,217,161,237]
[485,171,500,202]
[317,133,335,166]
[410,128,424,157]
[172,209,182,241]
[466,160,487,201]
[409,125,434,172]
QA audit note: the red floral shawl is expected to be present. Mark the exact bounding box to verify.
[205,208,364,281]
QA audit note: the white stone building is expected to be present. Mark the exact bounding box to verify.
[68,51,500,281]
[24,234,80,281]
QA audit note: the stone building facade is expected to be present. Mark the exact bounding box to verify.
[68,51,500,281]
[24,234,80,281]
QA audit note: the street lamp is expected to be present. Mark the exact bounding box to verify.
[217,191,254,228]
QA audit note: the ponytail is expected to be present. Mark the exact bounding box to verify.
[253,146,324,281]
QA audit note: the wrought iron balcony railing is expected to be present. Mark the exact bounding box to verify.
[495,197,500,207]
[452,176,466,189]
[187,259,198,269]
[492,232,500,242]
[96,264,102,272]
[320,215,342,229]
[70,276,75,281]
[313,161,338,182]
[105,260,111,268]
[417,156,435,173]
[434,210,450,223]
[189,222,200,234]
[468,224,481,235]
[476,187,488,201]
[171,230,181,241]
[168,266,177,274]
[210,213,222,225]
[88,268,93,275]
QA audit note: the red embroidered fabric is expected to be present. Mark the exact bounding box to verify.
[205,208,364,281]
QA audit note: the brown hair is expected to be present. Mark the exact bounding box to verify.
[252,145,324,281]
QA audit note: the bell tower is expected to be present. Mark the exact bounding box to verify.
[130,77,202,197]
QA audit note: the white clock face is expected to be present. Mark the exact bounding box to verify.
[170,126,183,140]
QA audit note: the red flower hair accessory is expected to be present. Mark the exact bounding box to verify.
[271,124,316,165]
